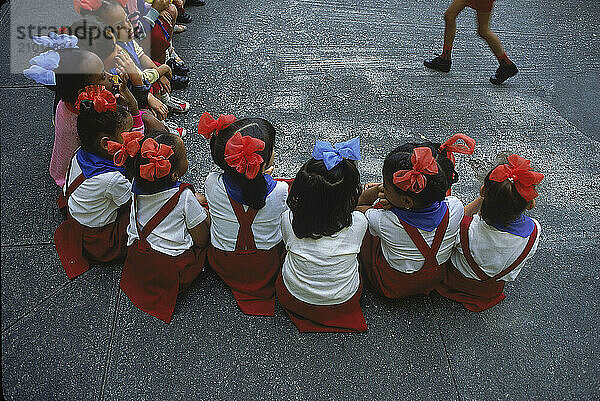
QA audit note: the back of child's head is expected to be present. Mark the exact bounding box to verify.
[55,49,108,104]
[129,131,184,194]
[383,144,447,208]
[76,85,131,154]
[287,138,362,239]
[207,116,276,210]
[480,154,544,227]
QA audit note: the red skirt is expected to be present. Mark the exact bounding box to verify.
[120,241,207,323]
[275,272,367,333]
[466,0,495,12]
[150,22,171,63]
[359,231,446,299]
[207,243,285,316]
[436,261,506,312]
[54,207,129,279]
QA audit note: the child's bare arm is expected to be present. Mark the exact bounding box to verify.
[464,196,483,217]
[357,184,380,206]
[189,216,211,249]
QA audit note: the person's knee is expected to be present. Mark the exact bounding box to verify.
[167,4,178,20]
[477,26,492,39]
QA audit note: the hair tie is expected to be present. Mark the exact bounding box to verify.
[107,131,145,166]
[489,154,544,202]
[393,147,439,193]
[312,136,361,170]
[22,50,60,85]
[75,85,117,113]
[439,133,476,165]
[224,132,265,179]
[197,112,236,139]
[139,138,174,182]
[32,31,79,50]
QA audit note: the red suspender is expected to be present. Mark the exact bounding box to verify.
[134,183,193,244]
[58,157,85,210]
[227,196,259,251]
[398,208,450,269]
[460,216,539,282]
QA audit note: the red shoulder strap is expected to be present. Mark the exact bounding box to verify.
[398,208,450,269]
[490,223,538,281]
[134,183,194,242]
[58,157,85,210]
[228,196,258,251]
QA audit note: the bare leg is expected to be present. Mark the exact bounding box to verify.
[443,0,468,50]
[476,11,505,58]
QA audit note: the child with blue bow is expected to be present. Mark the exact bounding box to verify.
[276,137,369,333]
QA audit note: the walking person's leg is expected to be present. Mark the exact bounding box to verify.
[476,9,518,84]
[424,0,468,72]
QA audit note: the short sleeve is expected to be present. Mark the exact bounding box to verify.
[183,190,208,229]
[106,173,132,207]
[133,40,145,57]
[352,211,368,238]
[280,210,293,244]
[365,208,382,237]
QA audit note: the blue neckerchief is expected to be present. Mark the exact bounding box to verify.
[131,179,181,195]
[390,201,448,232]
[222,173,277,206]
[117,41,141,67]
[492,214,535,238]
[76,149,126,179]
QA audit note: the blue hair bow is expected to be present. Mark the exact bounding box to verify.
[312,136,361,170]
[22,50,60,85]
[32,32,79,50]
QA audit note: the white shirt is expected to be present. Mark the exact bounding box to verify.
[365,196,464,273]
[127,186,208,256]
[281,210,368,306]
[65,154,132,228]
[450,214,541,282]
[204,172,289,251]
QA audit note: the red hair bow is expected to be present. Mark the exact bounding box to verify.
[197,112,236,139]
[107,131,144,166]
[139,139,174,182]
[224,132,265,179]
[393,147,439,193]
[74,0,127,13]
[75,85,117,113]
[440,133,476,165]
[489,154,544,202]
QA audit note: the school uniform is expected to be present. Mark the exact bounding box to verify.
[120,182,208,324]
[277,210,368,333]
[436,214,541,312]
[54,150,132,279]
[205,172,288,316]
[360,196,464,299]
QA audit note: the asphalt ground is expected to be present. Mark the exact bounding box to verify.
[1,1,599,400]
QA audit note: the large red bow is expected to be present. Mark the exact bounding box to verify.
[224,132,265,179]
[393,147,439,193]
[74,0,127,13]
[75,85,117,113]
[489,154,544,202]
[139,138,174,182]
[197,112,236,139]
[440,133,476,165]
[107,131,144,166]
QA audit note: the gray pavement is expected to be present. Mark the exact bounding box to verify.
[2,1,599,400]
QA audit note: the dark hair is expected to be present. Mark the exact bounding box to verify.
[128,132,182,194]
[382,144,447,208]
[54,49,103,104]
[69,16,116,61]
[480,169,530,226]
[394,142,457,192]
[77,100,131,153]
[210,118,276,210]
[287,158,361,239]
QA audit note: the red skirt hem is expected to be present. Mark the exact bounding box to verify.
[466,0,495,13]
[275,272,367,333]
[359,231,446,299]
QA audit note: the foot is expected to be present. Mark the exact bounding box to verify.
[160,93,190,114]
[490,63,518,85]
[169,74,189,90]
[187,0,206,5]
[176,12,192,24]
[166,57,189,76]
[424,56,451,73]
[164,120,187,137]
[173,24,187,34]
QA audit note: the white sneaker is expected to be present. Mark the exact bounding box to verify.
[163,120,187,137]
[159,92,190,114]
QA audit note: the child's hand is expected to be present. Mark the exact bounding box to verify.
[377,184,392,210]
[264,166,274,176]
[115,53,142,86]
[195,193,207,204]
[116,78,139,115]
[364,182,381,191]
[148,93,168,120]
[151,0,171,13]
[157,75,171,94]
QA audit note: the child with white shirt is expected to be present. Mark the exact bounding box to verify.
[199,114,288,317]
[358,145,464,299]
[276,137,368,333]
[120,132,211,323]
[436,154,543,311]
[54,85,133,279]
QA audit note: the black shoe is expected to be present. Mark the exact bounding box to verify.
[424,56,451,73]
[490,63,518,85]
[187,0,206,6]
[166,58,189,76]
[170,75,189,90]
[176,12,192,24]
